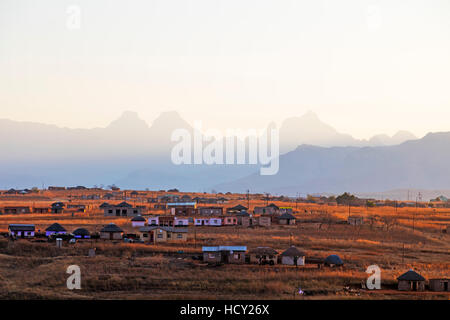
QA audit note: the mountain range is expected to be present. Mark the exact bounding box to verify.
[3,110,446,199]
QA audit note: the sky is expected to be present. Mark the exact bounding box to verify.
[0,0,449,139]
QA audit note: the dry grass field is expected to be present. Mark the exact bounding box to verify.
[0,190,448,300]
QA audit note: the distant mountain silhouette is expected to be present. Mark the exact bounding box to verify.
[0,110,423,191]
[214,132,450,195]
[279,111,417,153]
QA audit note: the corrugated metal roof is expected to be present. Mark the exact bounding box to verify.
[167,202,196,206]
[202,246,247,252]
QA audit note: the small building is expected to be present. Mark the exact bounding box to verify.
[8,224,35,238]
[51,202,65,213]
[324,254,344,267]
[194,217,222,226]
[226,204,248,215]
[202,246,247,264]
[199,207,223,216]
[4,206,31,214]
[280,246,305,266]
[45,223,67,237]
[103,202,142,217]
[254,204,279,215]
[429,279,449,292]
[148,216,159,226]
[67,204,86,212]
[277,213,296,225]
[131,215,146,228]
[397,270,426,291]
[279,207,293,215]
[139,226,188,243]
[235,211,251,225]
[33,207,51,214]
[168,202,198,216]
[249,247,278,265]
[348,215,364,226]
[100,223,124,240]
[159,215,175,227]
[241,216,258,227]
[72,228,90,239]
[174,217,189,227]
[223,216,238,226]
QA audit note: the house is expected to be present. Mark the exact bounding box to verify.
[348,215,364,226]
[51,202,65,213]
[45,223,67,237]
[199,207,223,216]
[103,202,142,217]
[223,216,238,226]
[226,204,248,214]
[139,226,188,243]
[429,279,449,292]
[103,193,114,200]
[159,215,175,227]
[153,204,167,210]
[254,205,278,215]
[167,202,198,215]
[33,207,50,214]
[241,216,258,228]
[174,217,189,227]
[194,217,222,226]
[131,215,146,228]
[248,247,278,265]
[258,216,272,227]
[181,195,192,202]
[235,211,251,225]
[280,246,305,266]
[130,191,139,198]
[397,269,426,291]
[324,254,344,267]
[217,197,229,204]
[202,246,247,264]
[3,206,31,214]
[100,223,124,240]
[279,207,293,215]
[48,186,66,191]
[148,216,159,226]
[8,224,35,238]
[277,213,296,225]
[72,228,90,239]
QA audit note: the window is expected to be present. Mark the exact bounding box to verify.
[143,233,148,238]
[208,253,215,259]
[177,234,182,239]
[108,209,113,213]
[157,234,163,238]
[167,233,171,238]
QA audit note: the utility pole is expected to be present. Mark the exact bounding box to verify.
[246,189,250,209]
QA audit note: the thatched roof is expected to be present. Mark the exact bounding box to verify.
[324,254,344,266]
[281,246,305,257]
[279,213,295,220]
[397,270,425,281]
[45,223,66,232]
[73,228,90,236]
[131,215,146,222]
[100,223,123,233]
[249,247,278,255]
[8,224,35,232]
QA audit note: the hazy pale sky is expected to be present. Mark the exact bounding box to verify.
[0,0,449,139]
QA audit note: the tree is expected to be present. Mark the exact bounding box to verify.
[336,192,357,205]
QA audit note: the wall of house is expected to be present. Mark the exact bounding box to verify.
[398,280,426,291]
[281,256,305,266]
[203,252,222,263]
[131,221,146,228]
[429,280,449,291]
[249,254,278,265]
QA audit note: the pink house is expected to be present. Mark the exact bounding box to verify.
[223,216,238,225]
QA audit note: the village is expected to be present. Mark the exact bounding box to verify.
[0,186,448,299]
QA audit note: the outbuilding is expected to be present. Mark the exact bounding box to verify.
[324,254,344,267]
[100,223,124,240]
[397,269,426,291]
[131,215,146,228]
[202,246,247,264]
[277,213,296,225]
[45,223,67,237]
[429,279,449,292]
[280,246,306,266]
[8,224,35,238]
[248,247,278,265]
[72,228,90,239]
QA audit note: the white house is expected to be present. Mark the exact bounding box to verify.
[148,216,159,226]
[280,246,306,266]
[8,224,35,238]
[194,217,222,226]
[174,217,189,227]
[131,215,146,228]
